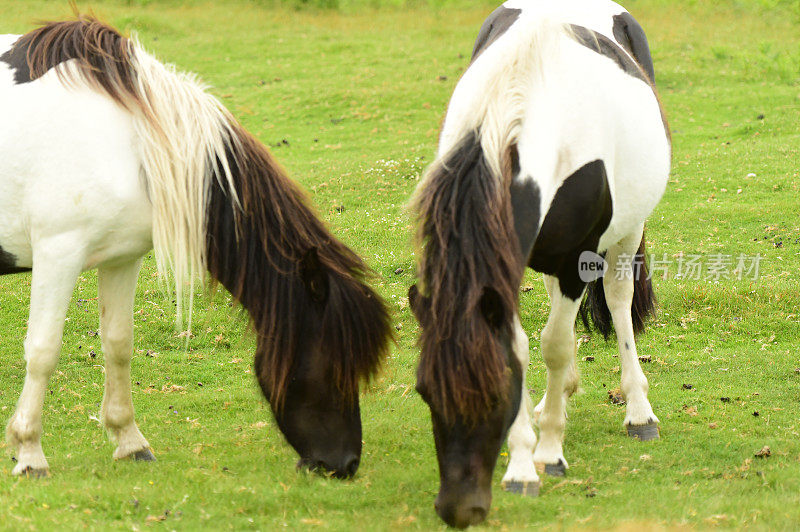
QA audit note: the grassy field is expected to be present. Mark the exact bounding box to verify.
[1,0,799,529]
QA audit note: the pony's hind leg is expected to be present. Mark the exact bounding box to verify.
[532,365,578,423]
[532,276,579,422]
[604,228,659,439]
[532,275,583,476]
[501,314,540,496]
[98,260,154,461]
[6,242,84,477]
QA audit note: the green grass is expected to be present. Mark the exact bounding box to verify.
[1,0,800,529]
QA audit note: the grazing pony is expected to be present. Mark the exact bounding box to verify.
[409,1,670,527]
[0,17,391,478]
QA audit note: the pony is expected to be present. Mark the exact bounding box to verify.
[409,1,670,527]
[0,16,392,478]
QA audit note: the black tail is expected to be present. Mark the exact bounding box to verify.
[579,233,656,339]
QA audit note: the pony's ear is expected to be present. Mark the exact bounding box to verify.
[479,286,506,330]
[300,247,329,304]
[408,284,430,323]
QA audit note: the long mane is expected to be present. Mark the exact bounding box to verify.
[206,124,392,408]
[12,15,392,407]
[411,16,566,424]
[11,17,138,110]
[411,130,523,423]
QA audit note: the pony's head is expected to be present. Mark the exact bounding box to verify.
[409,131,525,527]
[206,125,392,479]
[252,247,390,478]
[409,284,522,528]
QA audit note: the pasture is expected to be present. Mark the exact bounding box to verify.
[0,0,799,529]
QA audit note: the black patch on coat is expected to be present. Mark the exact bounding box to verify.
[612,13,655,82]
[508,144,542,260]
[571,24,670,141]
[569,25,649,85]
[0,38,33,84]
[471,5,522,61]
[510,177,541,265]
[0,246,30,275]
[528,160,613,300]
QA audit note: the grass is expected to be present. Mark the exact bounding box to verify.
[1,0,800,529]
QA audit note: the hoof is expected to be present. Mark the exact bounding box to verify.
[19,466,49,479]
[544,460,567,477]
[130,448,156,462]
[627,422,660,441]
[502,480,540,497]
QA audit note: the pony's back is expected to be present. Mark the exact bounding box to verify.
[517,26,669,249]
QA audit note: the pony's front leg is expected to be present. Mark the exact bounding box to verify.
[6,243,84,477]
[533,275,582,477]
[501,315,540,496]
[98,261,153,461]
[604,229,659,440]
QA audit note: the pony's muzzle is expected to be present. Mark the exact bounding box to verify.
[333,454,360,478]
[435,490,490,528]
[296,453,360,479]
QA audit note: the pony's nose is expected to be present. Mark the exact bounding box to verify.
[329,454,359,479]
[342,454,360,477]
[454,505,487,528]
[296,454,360,478]
[435,492,490,529]
[436,502,488,529]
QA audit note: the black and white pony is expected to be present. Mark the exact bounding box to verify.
[0,17,392,478]
[409,1,670,527]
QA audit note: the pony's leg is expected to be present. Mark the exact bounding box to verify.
[6,243,84,477]
[532,276,579,422]
[532,275,583,476]
[98,260,154,461]
[501,314,540,496]
[604,229,659,439]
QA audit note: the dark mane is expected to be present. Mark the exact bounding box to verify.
[4,15,143,113]
[411,130,524,423]
[205,122,392,409]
